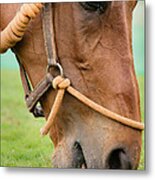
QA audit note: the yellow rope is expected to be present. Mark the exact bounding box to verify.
[40,76,144,136]
[0,3,43,53]
[40,77,70,136]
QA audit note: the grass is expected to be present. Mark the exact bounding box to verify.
[0,70,145,169]
[1,70,53,168]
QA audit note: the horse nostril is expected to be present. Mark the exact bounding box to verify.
[72,141,87,168]
[107,149,132,169]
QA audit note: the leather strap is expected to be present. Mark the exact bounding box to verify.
[16,55,47,117]
[42,3,57,66]
[12,3,57,118]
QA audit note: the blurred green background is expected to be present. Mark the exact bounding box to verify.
[0,1,145,169]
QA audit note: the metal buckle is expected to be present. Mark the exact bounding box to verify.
[46,62,64,77]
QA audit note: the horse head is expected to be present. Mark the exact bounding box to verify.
[0,1,143,169]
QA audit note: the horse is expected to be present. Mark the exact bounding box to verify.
[0,1,144,169]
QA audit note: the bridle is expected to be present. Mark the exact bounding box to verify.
[0,3,144,136]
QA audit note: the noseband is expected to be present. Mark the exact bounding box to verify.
[0,3,144,136]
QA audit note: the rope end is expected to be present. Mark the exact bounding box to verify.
[40,127,48,137]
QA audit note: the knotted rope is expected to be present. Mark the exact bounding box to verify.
[40,76,70,136]
[0,3,43,53]
[40,76,144,136]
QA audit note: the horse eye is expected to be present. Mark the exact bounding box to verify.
[80,2,110,14]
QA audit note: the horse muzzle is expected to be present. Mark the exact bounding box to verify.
[71,141,132,169]
[52,137,140,169]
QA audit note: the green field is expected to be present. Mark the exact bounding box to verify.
[1,70,144,169]
[1,70,53,168]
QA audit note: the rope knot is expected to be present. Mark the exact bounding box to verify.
[52,76,71,90]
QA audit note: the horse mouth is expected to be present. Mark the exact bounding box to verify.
[72,141,87,169]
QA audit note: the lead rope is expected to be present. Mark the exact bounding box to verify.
[40,76,144,136]
[0,3,43,53]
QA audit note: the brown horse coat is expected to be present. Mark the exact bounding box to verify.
[0,1,142,169]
